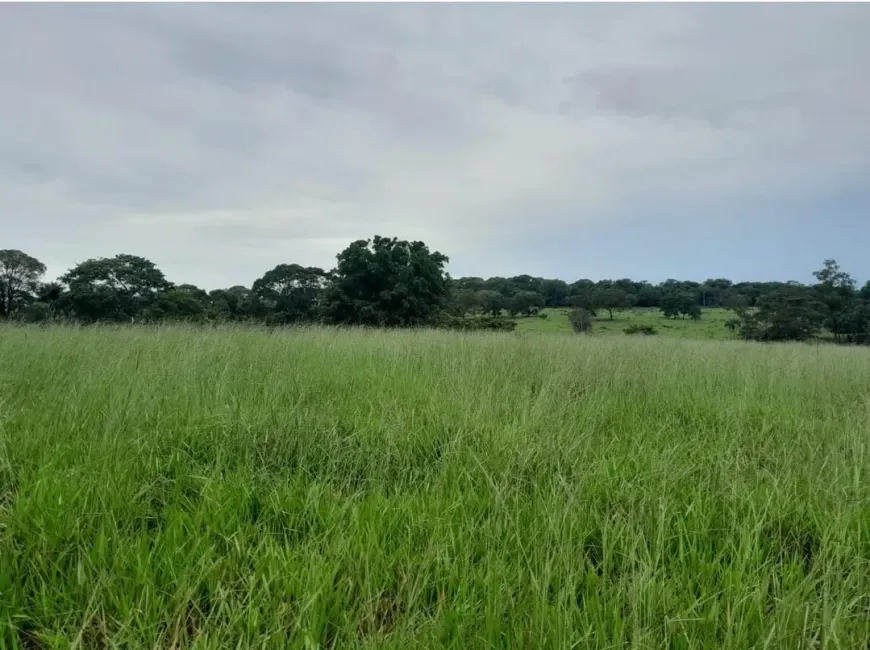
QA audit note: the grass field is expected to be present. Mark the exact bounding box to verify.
[2,325,870,648]
[513,307,736,339]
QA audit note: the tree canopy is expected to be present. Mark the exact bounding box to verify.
[0,249,47,319]
[321,236,450,327]
[2,240,868,345]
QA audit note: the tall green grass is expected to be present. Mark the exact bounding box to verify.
[1,325,869,648]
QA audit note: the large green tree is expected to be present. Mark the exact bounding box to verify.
[737,284,827,342]
[0,249,46,319]
[252,264,327,325]
[507,290,545,317]
[322,236,450,327]
[60,254,171,322]
[208,286,256,322]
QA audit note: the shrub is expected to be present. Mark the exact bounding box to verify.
[436,315,517,332]
[624,324,658,336]
[569,308,594,334]
[538,312,548,319]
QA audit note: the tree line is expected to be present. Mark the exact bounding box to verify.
[1,240,868,343]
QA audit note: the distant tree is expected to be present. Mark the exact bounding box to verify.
[453,277,487,294]
[723,292,750,312]
[701,279,734,307]
[144,288,207,322]
[206,286,250,321]
[683,302,702,321]
[60,254,170,322]
[736,284,827,342]
[0,249,46,319]
[475,289,506,317]
[321,236,449,327]
[252,264,327,325]
[568,279,596,312]
[812,259,857,344]
[843,299,870,344]
[660,293,682,319]
[540,279,570,307]
[448,287,481,316]
[634,282,662,308]
[661,291,700,320]
[508,290,545,317]
[507,274,543,296]
[594,287,636,320]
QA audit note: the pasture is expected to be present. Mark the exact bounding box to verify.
[514,307,736,339]
[1,324,870,648]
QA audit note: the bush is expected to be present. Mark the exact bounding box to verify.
[538,312,548,319]
[436,315,517,332]
[569,308,594,334]
[624,324,658,336]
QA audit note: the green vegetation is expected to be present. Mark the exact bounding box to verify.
[516,307,736,339]
[3,241,870,345]
[2,325,870,647]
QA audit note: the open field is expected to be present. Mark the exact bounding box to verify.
[513,307,737,339]
[2,325,870,648]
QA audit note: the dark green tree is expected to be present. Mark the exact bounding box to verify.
[208,286,256,322]
[737,284,827,342]
[507,290,545,317]
[144,288,207,322]
[812,259,857,343]
[540,279,570,307]
[60,254,171,322]
[661,291,701,320]
[321,236,450,327]
[252,264,327,325]
[475,290,505,317]
[0,249,46,319]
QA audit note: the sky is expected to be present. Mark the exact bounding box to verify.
[2,3,870,290]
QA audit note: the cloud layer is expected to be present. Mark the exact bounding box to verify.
[2,4,869,287]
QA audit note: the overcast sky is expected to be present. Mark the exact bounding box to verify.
[3,4,870,289]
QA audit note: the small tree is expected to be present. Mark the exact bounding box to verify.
[569,308,594,334]
[593,287,635,320]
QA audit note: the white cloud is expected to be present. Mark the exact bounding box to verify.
[1,4,868,287]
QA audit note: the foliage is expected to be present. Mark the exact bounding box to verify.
[474,289,506,317]
[0,249,46,318]
[60,254,171,322]
[661,292,701,320]
[735,285,828,342]
[593,286,636,320]
[568,307,594,333]
[252,264,327,325]
[321,236,450,327]
[3,242,869,346]
[623,323,658,335]
[506,290,545,317]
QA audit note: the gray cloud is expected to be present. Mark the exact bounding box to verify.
[1,4,869,287]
